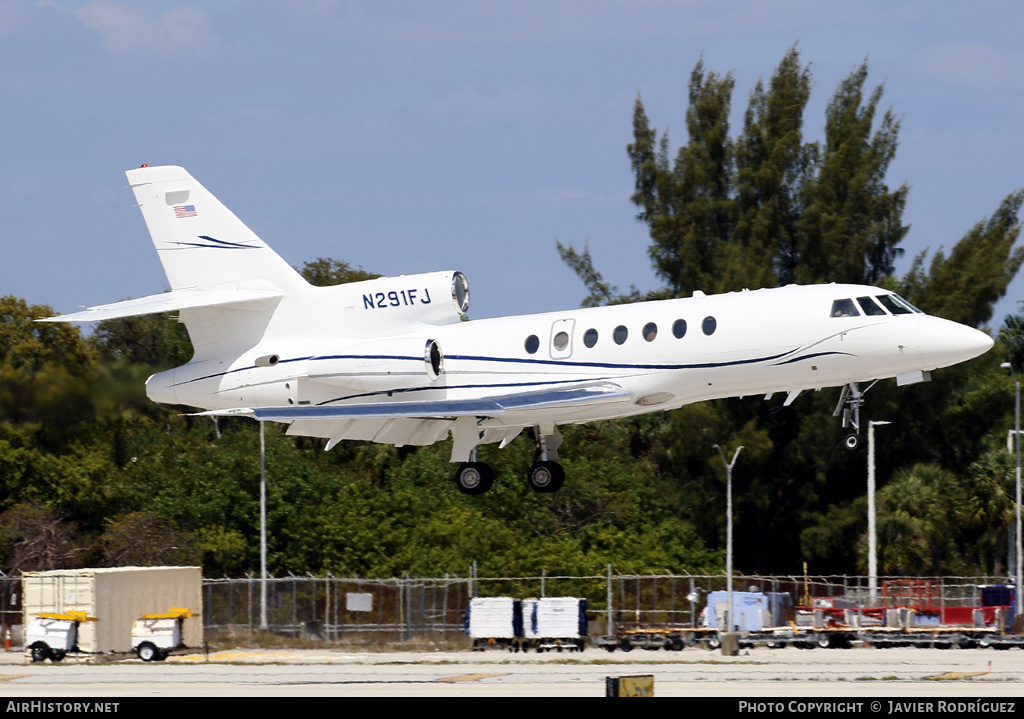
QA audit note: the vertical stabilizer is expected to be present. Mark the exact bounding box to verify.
[125,165,306,294]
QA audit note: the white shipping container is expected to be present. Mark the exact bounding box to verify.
[533,597,583,639]
[22,567,202,654]
[467,597,516,639]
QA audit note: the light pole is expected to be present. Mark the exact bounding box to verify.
[867,420,890,605]
[260,420,268,630]
[1001,362,1023,618]
[713,444,743,634]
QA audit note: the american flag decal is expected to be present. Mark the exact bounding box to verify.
[174,205,197,218]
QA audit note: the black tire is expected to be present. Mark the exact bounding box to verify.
[668,636,685,651]
[50,649,66,662]
[843,432,863,451]
[454,462,494,495]
[527,461,565,493]
[618,637,634,652]
[137,642,159,662]
[30,643,50,663]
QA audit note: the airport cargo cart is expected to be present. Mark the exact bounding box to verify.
[132,607,194,662]
[521,597,588,652]
[594,624,718,652]
[465,597,522,651]
[26,610,98,662]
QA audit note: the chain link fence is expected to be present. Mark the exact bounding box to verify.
[1,570,1013,647]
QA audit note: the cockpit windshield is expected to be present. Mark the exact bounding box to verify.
[857,296,887,315]
[831,293,923,318]
[875,294,914,315]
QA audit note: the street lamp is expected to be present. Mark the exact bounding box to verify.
[713,444,743,634]
[1001,362,1023,618]
[867,420,890,605]
[260,420,268,630]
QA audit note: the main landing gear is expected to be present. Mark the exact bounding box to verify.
[452,427,565,495]
[453,461,494,495]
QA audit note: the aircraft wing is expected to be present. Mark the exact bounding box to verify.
[38,288,284,323]
[198,381,631,422]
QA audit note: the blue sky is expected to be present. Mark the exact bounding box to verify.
[3,1,1023,327]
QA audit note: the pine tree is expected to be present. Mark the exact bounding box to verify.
[628,60,736,296]
[732,46,813,288]
[794,61,909,285]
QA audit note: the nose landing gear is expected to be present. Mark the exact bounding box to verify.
[834,382,874,451]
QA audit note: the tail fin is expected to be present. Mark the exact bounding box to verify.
[126,165,307,293]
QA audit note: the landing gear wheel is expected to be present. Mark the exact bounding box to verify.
[842,432,863,451]
[454,462,494,495]
[527,461,564,493]
[137,642,159,662]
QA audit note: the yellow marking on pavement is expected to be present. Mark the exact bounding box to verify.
[925,671,989,680]
[439,673,508,683]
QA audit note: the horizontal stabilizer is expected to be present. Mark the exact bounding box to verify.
[197,382,631,422]
[38,288,284,323]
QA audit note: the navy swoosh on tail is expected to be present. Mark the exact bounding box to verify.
[41,165,994,494]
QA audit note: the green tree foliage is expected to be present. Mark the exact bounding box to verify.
[793,61,908,286]
[733,47,814,288]
[628,60,736,296]
[300,257,380,287]
[90,314,193,368]
[618,48,909,297]
[1000,312,1024,371]
[901,191,1024,327]
[0,296,99,433]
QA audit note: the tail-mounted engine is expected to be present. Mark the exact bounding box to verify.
[336,270,468,323]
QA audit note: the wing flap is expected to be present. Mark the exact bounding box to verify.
[199,382,631,422]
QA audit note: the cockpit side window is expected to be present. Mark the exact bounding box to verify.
[857,296,887,316]
[830,299,860,317]
[876,294,913,315]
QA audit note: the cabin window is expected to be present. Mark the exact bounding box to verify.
[643,322,658,342]
[553,331,570,352]
[672,319,687,339]
[525,335,540,354]
[702,316,717,335]
[876,295,913,315]
[613,325,628,345]
[857,296,887,316]
[583,328,598,348]
[830,299,860,317]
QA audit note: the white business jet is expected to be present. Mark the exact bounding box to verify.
[43,165,994,494]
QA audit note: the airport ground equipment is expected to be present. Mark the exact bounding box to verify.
[22,566,202,661]
[131,607,194,662]
[465,597,522,651]
[521,597,588,652]
[25,610,98,662]
[465,596,588,651]
[594,624,716,651]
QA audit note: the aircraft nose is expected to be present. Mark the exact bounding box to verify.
[918,318,994,369]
